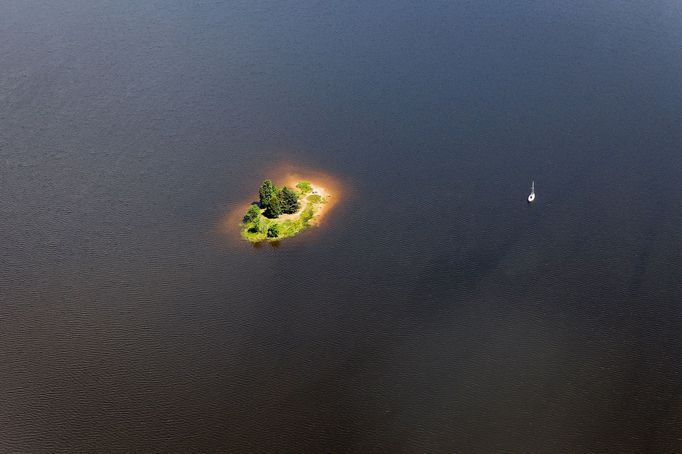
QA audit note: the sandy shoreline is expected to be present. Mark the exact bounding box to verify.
[275,182,332,224]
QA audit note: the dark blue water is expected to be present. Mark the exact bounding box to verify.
[2,1,682,452]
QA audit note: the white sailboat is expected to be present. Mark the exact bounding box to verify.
[527,180,536,203]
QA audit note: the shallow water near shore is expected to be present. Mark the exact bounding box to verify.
[2,1,682,452]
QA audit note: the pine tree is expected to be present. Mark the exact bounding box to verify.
[264,194,282,218]
[259,180,277,209]
[279,186,300,214]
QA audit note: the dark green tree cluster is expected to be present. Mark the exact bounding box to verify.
[243,204,261,223]
[258,180,299,218]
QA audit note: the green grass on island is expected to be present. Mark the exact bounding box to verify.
[240,179,328,243]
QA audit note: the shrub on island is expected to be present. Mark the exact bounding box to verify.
[267,224,280,238]
[243,204,261,223]
[248,216,264,234]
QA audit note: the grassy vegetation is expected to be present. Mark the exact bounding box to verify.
[296,181,312,194]
[306,194,322,204]
[240,181,326,243]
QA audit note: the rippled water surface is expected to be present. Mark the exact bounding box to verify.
[2,1,682,452]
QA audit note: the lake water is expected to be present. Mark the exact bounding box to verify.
[2,1,682,452]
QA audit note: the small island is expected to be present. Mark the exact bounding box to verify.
[240,179,329,243]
